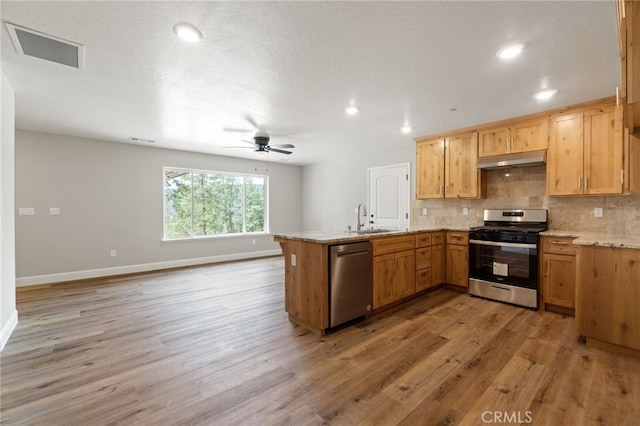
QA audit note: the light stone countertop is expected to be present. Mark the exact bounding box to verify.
[273,225,470,244]
[541,230,640,250]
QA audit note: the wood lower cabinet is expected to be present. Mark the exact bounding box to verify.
[373,236,415,309]
[414,231,445,292]
[577,245,640,352]
[541,236,577,311]
[445,231,469,288]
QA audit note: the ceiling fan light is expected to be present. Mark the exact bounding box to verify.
[401,125,412,134]
[173,22,202,42]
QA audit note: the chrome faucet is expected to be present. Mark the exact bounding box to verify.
[356,203,368,231]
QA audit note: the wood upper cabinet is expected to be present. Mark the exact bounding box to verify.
[446,132,481,198]
[416,132,483,199]
[373,236,415,309]
[416,138,445,198]
[540,236,577,310]
[478,118,548,157]
[547,102,624,195]
[617,0,640,130]
[445,231,469,288]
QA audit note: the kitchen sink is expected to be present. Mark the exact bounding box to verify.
[354,228,394,234]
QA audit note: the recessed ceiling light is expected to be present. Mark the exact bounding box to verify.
[534,89,557,100]
[401,125,412,134]
[345,105,359,115]
[173,22,202,42]
[497,44,524,59]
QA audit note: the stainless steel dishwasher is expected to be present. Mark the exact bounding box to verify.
[329,241,373,327]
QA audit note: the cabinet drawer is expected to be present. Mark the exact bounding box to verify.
[416,268,432,292]
[415,233,432,248]
[542,236,577,255]
[431,232,445,245]
[415,247,432,270]
[373,235,415,256]
[446,231,469,245]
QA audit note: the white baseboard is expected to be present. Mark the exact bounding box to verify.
[1,309,18,351]
[16,249,282,287]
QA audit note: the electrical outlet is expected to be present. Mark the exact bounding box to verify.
[110,249,117,257]
[18,208,35,216]
[49,207,60,216]
[422,208,427,216]
[291,254,296,266]
[252,239,256,245]
[463,207,469,216]
[594,207,603,218]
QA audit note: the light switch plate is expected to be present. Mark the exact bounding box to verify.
[594,207,603,218]
[49,207,60,216]
[18,208,34,216]
[463,207,469,216]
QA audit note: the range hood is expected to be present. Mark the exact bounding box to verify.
[477,150,547,170]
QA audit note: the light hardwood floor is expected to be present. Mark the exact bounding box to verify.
[2,256,639,425]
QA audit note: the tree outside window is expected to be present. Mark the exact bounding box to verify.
[164,168,267,239]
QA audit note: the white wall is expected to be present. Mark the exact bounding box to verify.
[302,144,414,231]
[1,71,17,350]
[15,130,303,285]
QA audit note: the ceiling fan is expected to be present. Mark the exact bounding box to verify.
[224,131,295,155]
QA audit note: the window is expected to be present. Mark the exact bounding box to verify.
[163,168,267,239]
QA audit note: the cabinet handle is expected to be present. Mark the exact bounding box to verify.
[551,241,569,245]
[578,177,582,189]
[621,169,625,184]
[544,260,548,277]
[616,86,620,107]
[585,176,588,189]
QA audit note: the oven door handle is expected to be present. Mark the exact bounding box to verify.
[469,239,537,249]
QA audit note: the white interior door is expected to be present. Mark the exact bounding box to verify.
[367,163,410,230]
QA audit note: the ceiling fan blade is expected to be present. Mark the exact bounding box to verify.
[270,144,295,149]
[242,140,256,145]
[223,127,253,133]
[267,147,292,155]
[245,116,260,131]
[222,145,255,149]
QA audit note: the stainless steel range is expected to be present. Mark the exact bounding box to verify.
[468,209,548,309]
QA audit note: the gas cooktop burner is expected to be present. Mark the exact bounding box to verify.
[471,225,547,234]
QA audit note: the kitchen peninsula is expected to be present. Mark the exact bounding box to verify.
[273,228,469,335]
[274,228,640,357]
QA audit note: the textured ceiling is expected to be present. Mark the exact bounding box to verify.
[1,1,620,165]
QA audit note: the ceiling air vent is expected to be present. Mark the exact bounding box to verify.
[4,22,84,70]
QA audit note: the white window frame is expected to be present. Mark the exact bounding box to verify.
[162,167,269,240]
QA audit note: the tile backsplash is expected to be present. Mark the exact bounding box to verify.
[412,165,640,235]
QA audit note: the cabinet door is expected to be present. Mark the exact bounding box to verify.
[373,250,415,309]
[542,253,576,309]
[416,138,445,199]
[547,112,584,195]
[445,132,480,198]
[431,243,445,286]
[577,246,640,351]
[446,244,468,288]
[478,126,509,157]
[373,254,396,309]
[584,105,623,195]
[511,118,548,153]
[395,250,416,300]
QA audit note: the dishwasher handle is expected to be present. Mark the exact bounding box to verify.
[330,242,372,255]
